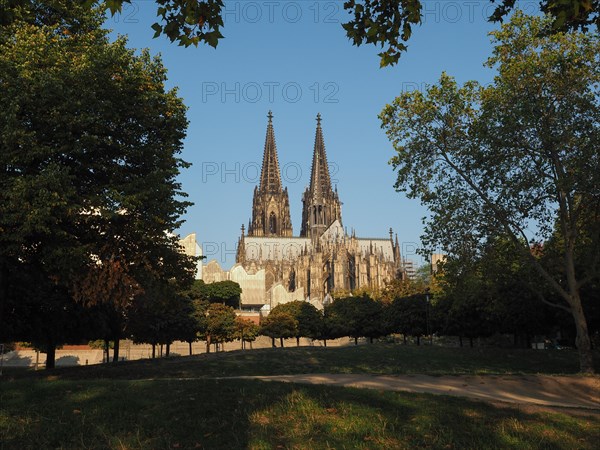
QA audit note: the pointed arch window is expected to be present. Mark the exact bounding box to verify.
[269,212,277,234]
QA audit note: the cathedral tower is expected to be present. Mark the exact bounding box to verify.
[300,113,342,239]
[248,111,293,237]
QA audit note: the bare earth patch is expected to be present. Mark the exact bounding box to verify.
[234,374,600,411]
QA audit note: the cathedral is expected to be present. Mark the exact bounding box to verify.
[232,111,404,308]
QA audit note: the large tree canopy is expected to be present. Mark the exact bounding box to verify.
[380,12,600,372]
[0,0,195,352]
[2,1,597,66]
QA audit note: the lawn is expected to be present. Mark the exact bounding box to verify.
[1,377,598,449]
[2,344,599,449]
[9,343,599,381]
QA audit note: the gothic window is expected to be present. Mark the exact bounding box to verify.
[318,205,323,224]
[269,212,277,234]
[348,257,356,291]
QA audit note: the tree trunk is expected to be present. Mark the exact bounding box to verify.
[206,336,211,353]
[459,336,463,347]
[403,334,407,345]
[160,344,163,357]
[189,342,193,355]
[45,342,56,369]
[323,339,327,347]
[113,338,120,363]
[271,337,275,347]
[369,337,374,344]
[571,293,594,373]
[0,261,7,342]
[564,238,595,372]
[166,343,170,357]
[296,337,300,347]
[280,337,284,347]
[152,344,156,359]
[104,339,110,363]
[354,337,358,345]
[416,336,420,346]
[469,337,474,348]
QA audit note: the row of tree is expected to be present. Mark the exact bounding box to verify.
[7,259,596,367]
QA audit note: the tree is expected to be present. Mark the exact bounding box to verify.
[0,1,195,352]
[4,265,100,368]
[430,236,555,348]
[325,295,385,345]
[259,312,297,348]
[382,276,424,302]
[270,301,323,347]
[204,281,242,308]
[380,12,600,372]
[127,280,197,358]
[387,295,428,345]
[234,317,259,350]
[184,280,242,308]
[3,1,594,67]
[204,303,236,352]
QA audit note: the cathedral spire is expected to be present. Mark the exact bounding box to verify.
[248,111,293,237]
[300,114,342,238]
[308,113,333,200]
[259,110,283,193]
[236,224,246,263]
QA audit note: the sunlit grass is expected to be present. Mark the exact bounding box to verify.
[3,344,598,449]
[1,378,597,449]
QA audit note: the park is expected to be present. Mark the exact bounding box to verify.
[1,1,600,448]
[1,343,599,448]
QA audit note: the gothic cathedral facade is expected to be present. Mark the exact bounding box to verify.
[236,112,404,305]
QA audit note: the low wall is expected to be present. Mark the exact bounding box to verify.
[0,336,359,368]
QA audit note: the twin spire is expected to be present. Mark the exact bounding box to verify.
[258,110,335,200]
[259,110,283,193]
[251,111,340,239]
[308,112,333,201]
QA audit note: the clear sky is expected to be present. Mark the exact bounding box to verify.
[107,1,537,269]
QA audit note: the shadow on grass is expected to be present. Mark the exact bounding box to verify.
[56,355,80,367]
[6,344,599,383]
[1,378,598,449]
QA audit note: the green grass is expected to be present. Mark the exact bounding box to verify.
[2,344,599,449]
[9,344,599,381]
[1,378,598,449]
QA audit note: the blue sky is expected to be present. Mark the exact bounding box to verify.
[108,1,536,269]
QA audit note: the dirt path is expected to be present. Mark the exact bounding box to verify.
[235,374,600,410]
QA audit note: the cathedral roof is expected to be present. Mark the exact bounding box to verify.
[259,111,283,193]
